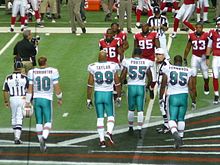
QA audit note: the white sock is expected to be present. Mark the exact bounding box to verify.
[107,116,115,134]
[197,14,200,22]
[97,118,104,141]
[137,111,144,130]
[36,124,43,141]
[168,120,178,134]
[14,129,21,140]
[128,110,134,127]
[203,12,208,21]
[178,121,185,138]
[42,122,52,139]
[214,91,219,96]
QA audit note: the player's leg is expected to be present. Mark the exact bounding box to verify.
[49,0,57,22]
[100,0,111,21]
[136,85,145,138]
[159,35,170,60]
[203,0,209,22]
[201,55,209,94]
[30,0,41,24]
[182,4,195,31]
[212,56,220,104]
[126,0,132,32]
[94,91,106,147]
[149,62,156,99]
[10,0,19,32]
[119,1,126,30]
[196,0,202,22]
[191,55,199,95]
[127,85,136,132]
[19,1,26,31]
[135,0,143,28]
[73,0,86,31]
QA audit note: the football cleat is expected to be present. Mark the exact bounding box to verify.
[138,129,142,139]
[40,138,47,152]
[204,86,209,95]
[104,13,112,22]
[9,27,14,32]
[191,102,196,111]
[135,22,141,29]
[213,95,219,105]
[99,141,106,148]
[37,23,44,28]
[170,32,177,38]
[106,132,114,144]
[128,127,134,134]
[156,125,170,134]
[51,19,56,23]
[173,131,182,149]
[82,27,86,33]
[14,139,23,144]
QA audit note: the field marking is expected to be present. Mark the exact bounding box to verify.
[138,144,220,148]
[185,124,220,132]
[0,33,19,56]
[91,150,220,155]
[166,135,220,142]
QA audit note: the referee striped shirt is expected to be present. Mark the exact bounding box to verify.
[147,15,169,36]
[3,72,28,97]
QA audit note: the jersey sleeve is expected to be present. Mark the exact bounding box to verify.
[161,65,169,75]
[27,69,34,85]
[52,69,60,84]
[2,78,9,91]
[87,64,94,75]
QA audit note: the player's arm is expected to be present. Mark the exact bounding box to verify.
[161,22,168,31]
[134,37,138,49]
[120,67,127,84]
[122,40,129,51]
[87,72,94,109]
[117,46,124,62]
[183,40,192,66]
[155,38,160,48]
[54,83,62,106]
[206,37,213,67]
[146,68,152,89]
[2,89,9,108]
[188,76,196,104]
[114,72,121,99]
[159,73,167,100]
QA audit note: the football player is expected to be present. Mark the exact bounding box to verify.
[196,0,209,23]
[121,48,152,138]
[87,51,121,148]
[25,57,62,152]
[134,23,160,98]
[160,0,179,14]
[184,22,209,99]
[206,17,220,104]
[170,0,196,38]
[160,55,196,149]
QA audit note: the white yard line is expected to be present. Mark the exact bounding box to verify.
[185,124,220,132]
[166,135,220,141]
[138,144,220,148]
[0,33,19,56]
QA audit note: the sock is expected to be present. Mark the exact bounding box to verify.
[11,17,16,26]
[97,118,104,142]
[35,10,40,21]
[183,20,195,31]
[42,122,51,139]
[36,124,43,141]
[168,120,177,134]
[163,115,169,127]
[107,116,115,134]
[137,111,144,130]
[173,1,178,10]
[177,121,185,138]
[136,9,142,22]
[14,128,22,140]
[173,18,179,32]
[197,13,200,22]
[213,78,219,93]
[147,8,153,17]
[128,110,134,127]
[203,11,208,21]
[204,78,209,89]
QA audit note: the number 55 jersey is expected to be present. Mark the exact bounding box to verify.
[88,62,119,91]
[162,65,194,95]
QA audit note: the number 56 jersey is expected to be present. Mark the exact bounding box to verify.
[27,67,60,100]
[122,57,153,85]
[88,62,118,92]
[162,65,194,95]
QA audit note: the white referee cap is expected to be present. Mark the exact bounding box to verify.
[155,48,165,55]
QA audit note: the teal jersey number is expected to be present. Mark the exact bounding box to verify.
[169,71,187,86]
[35,76,51,91]
[129,66,147,80]
[95,71,113,85]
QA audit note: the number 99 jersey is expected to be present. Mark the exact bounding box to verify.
[27,67,59,100]
[88,62,119,91]
[122,57,152,85]
[162,65,194,95]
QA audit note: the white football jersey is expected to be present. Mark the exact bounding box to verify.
[88,62,118,91]
[122,57,152,85]
[27,67,59,100]
[162,65,193,95]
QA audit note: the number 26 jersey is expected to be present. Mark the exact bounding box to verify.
[162,65,193,95]
[88,62,118,92]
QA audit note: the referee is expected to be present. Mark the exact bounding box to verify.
[147,6,170,60]
[2,61,29,144]
[13,30,37,75]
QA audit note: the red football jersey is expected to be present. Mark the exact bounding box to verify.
[184,0,195,5]
[188,32,208,57]
[99,38,122,63]
[208,30,220,56]
[134,32,158,61]
[115,31,127,41]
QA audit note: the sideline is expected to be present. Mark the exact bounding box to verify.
[0,33,19,56]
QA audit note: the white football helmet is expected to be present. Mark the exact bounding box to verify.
[22,104,34,118]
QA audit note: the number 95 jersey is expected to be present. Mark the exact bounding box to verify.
[27,67,60,100]
[88,62,118,92]
[162,65,194,95]
[122,57,152,85]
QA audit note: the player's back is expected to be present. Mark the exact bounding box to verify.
[163,65,192,95]
[88,62,118,92]
[122,57,152,85]
[28,67,59,100]
[208,29,220,56]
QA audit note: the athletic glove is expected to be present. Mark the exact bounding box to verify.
[184,58,187,66]
[87,99,93,110]
[115,97,122,108]
[191,101,196,111]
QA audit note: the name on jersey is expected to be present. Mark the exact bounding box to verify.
[169,66,188,71]
[131,60,145,65]
[96,65,110,70]
[33,70,53,74]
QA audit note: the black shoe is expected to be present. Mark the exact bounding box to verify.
[99,141,106,148]
[40,138,47,152]
[14,139,23,144]
[128,127,134,134]
[82,27,86,33]
[138,129,142,139]
[204,86,209,95]
[106,132,114,144]
[213,95,219,104]
[104,13,112,22]
[127,29,132,34]
[173,132,182,149]
[72,31,76,34]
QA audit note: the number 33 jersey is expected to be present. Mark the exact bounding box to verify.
[122,57,153,86]
[162,65,194,95]
[27,67,59,100]
[88,62,119,92]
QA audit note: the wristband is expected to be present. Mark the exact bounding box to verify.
[26,93,32,103]
[56,92,62,99]
[206,56,210,59]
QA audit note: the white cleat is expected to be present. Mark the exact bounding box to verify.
[135,22,141,29]
[170,32,177,38]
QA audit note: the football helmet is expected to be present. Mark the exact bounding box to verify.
[22,103,34,118]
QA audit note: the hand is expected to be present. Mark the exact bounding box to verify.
[159,99,165,110]
[57,99,62,106]
[191,101,196,110]
[115,97,122,108]
[87,99,93,110]
[183,58,187,66]
[4,101,9,108]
